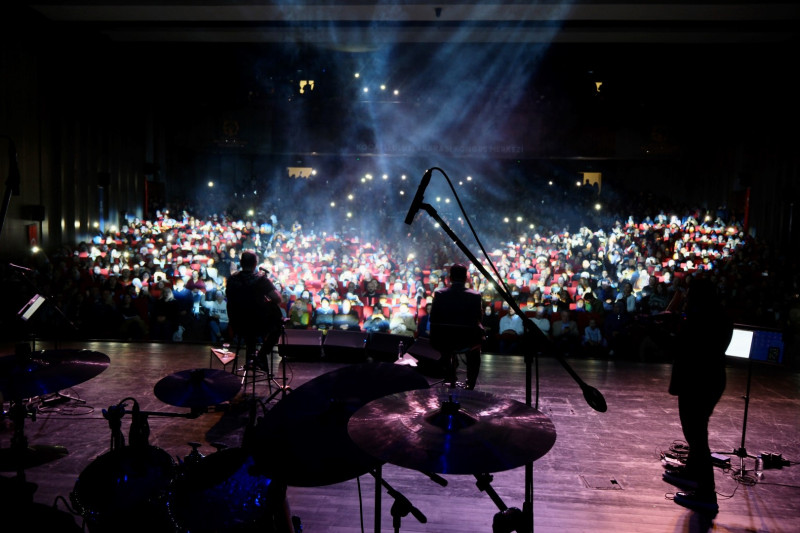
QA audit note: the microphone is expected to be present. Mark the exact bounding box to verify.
[404,168,433,225]
[129,399,150,447]
[258,266,270,275]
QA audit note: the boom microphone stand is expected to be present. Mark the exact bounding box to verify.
[407,167,607,532]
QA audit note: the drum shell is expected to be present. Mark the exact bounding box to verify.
[70,445,176,533]
[166,447,283,533]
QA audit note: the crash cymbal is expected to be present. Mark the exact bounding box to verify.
[248,362,429,487]
[0,349,110,400]
[0,444,69,472]
[154,368,242,408]
[348,388,556,475]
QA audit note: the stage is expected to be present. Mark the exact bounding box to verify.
[1,340,798,532]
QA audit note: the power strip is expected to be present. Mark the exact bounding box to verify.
[762,452,790,469]
[711,453,731,467]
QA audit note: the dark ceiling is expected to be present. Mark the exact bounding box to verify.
[24,1,800,46]
[10,2,799,163]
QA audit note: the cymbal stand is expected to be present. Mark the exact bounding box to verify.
[475,473,524,533]
[6,399,34,478]
[0,399,35,509]
[370,469,427,533]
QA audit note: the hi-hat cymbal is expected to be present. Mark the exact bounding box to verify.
[0,349,110,400]
[248,362,429,487]
[348,388,556,475]
[154,368,242,408]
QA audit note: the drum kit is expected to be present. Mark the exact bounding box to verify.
[1,344,557,532]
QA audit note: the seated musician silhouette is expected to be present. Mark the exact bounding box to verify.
[225,250,283,370]
[429,263,484,389]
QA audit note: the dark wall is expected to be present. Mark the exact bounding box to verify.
[1,7,150,257]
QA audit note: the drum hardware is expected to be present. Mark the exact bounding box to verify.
[348,388,556,475]
[0,398,69,473]
[153,368,242,411]
[0,345,110,403]
[74,398,220,533]
[0,345,109,475]
[101,397,154,451]
[181,441,205,468]
[349,388,556,533]
[476,473,525,533]
[167,445,290,533]
[70,444,177,533]
[370,468,428,533]
[101,396,214,454]
[249,362,429,487]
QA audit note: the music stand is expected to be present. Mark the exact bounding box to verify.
[15,283,83,404]
[719,324,785,480]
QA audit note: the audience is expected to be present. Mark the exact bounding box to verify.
[552,310,580,355]
[332,299,361,331]
[203,290,230,343]
[8,188,794,365]
[363,303,390,333]
[582,318,607,357]
[313,297,335,330]
[498,306,525,354]
[389,302,417,338]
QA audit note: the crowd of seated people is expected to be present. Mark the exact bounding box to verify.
[8,193,794,362]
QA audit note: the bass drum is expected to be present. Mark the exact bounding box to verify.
[70,445,176,533]
[167,447,287,533]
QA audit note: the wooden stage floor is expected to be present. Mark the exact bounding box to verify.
[1,340,799,533]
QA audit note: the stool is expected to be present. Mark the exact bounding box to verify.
[233,340,271,395]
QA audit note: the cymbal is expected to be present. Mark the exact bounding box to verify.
[154,368,242,408]
[348,388,556,475]
[0,444,69,472]
[249,362,429,487]
[0,349,110,400]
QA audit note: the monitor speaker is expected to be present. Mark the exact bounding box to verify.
[366,333,414,363]
[278,329,323,360]
[322,329,368,363]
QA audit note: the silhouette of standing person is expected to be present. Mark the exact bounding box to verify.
[664,277,733,516]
